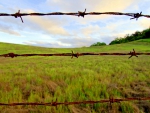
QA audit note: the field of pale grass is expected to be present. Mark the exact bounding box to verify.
[0,39,150,113]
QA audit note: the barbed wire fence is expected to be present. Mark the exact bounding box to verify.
[0,49,150,59]
[1,9,150,111]
[0,9,150,23]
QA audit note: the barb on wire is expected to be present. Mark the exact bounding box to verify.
[71,50,79,58]
[3,53,17,58]
[12,10,24,23]
[130,11,142,20]
[51,98,58,109]
[128,49,138,59]
[0,49,150,59]
[0,97,150,107]
[0,9,150,23]
[78,9,86,18]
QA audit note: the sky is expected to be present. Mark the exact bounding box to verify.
[0,0,150,48]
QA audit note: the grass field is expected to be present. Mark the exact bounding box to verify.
[0,39,150,113]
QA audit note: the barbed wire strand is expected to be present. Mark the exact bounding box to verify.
[0,97,149,107]
[0,9,149,23]
[0,49,150,59]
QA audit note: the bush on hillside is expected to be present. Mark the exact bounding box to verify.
[90,42,106,47]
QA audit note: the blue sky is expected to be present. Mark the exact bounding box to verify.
[0,0,150,48]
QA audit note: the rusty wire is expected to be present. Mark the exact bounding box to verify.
[0,49,150,59]
[0,9,149,23]
[0,97,150,107]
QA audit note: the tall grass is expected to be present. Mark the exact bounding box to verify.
[0,40,150,112]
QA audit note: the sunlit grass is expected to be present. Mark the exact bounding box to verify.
[0,39,150,112]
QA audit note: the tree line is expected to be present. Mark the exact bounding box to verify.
[109,28,150,45]
[90,27,150,47]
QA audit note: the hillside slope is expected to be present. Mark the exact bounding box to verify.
[0,38,150,54]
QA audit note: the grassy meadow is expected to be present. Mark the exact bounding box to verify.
[0,39,150,113]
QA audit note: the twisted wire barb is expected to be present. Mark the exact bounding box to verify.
[0,9,150,23]
[0,49,150,59]
[0,97,149,107]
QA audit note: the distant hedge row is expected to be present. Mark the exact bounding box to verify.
[109,28,150,45]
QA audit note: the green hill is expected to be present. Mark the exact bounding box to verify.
[0,40,150,112]
[109,28,150,45]
[0,38,150,54]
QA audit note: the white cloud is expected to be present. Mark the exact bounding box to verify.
[138,18,150,29]
[0,24,20,36]
[0,4,3,9]
[80,25,101,36]
[94,0,135,11]
[45,0,140,23]
[24,9,69,36]
[0,0,150,48]
[59,36,97,47]
[23,40,71,48]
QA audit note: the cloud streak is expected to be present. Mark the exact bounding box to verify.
[23,40,71,48]
[26,15,69,36]
[0,0,150,48]
[0,24,20,36]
